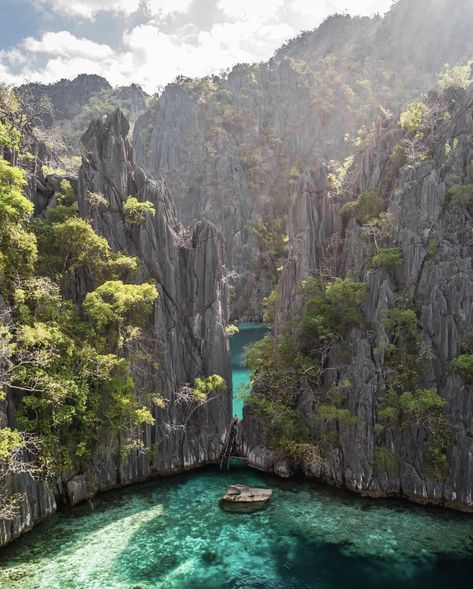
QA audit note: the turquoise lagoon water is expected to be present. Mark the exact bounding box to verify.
[230,323,267,419]
[1,463,473,588]
[2,321,473,588]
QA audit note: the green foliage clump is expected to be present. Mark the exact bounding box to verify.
[400,102,429,138]
[10,277,158,470]
[372,445,401,475]
[83,280,157,349]
[376,388,450,478]
[398,388,446,422]
[262,289,279,323]
[371,247,404,271]
[447,184,473,207]
[382,307,418,342]
[0,159,37,298]
[341,191,385,225]
[247,217,288,259]
[452,354,473,384]
[123,196,156,225]
[246,335,280,381]
[246,395,320,463]
[245,277,367,456]
[0,428,22,461]
[56,180,76,206]
[246,217,288,292]
[425,239,439,262]
[225,324,239,336]
[192,374,226,400]
[0,152,159,473]
[33,212,138,287]
[298,277,368,352]
[34,217,110,279]
[0,85,21,152]
[317,404,357,427]
[439,61,473,90]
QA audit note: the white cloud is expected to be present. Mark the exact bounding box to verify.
[37,0,195,19]
[23,32,114,60]
[2,0,396,92]
[37,0,140,19]
[147,0,195,16]
[218,0,285,20]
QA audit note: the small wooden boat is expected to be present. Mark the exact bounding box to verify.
[220,484,272,513]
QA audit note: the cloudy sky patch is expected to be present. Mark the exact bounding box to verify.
[0,0,394,93]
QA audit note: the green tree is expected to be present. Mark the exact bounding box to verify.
[83,280,158,349]
[0,158,37,298]
[123,196,156,225]
[452,354,473,384]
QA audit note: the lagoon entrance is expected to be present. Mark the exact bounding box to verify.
[229,323,267,419]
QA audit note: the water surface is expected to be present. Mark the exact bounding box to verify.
[230,323,267,419]
[1,463,473,588]
[2,322,473,588]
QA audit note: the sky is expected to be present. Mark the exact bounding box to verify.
[0,0,395,93]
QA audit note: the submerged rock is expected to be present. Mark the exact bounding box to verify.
[221,484,272,513]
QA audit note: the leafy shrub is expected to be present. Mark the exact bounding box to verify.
[225,324,239,336]
[371,247,404,271]
[447,184,473,207]
[439,61,473,90]
[317,404,357,426]
[297,277,368,353]
[400,102,429,137]
[193,374,226,400]
[341,191,385,225]
[262,289,279,323]
[0,159,37,297]
[382,308,418,341]
[372,445,401,474]
[425,239,439,261]
[452,354,473,384]
[123,196,156,225]
[83,280,158,348]
[0,428,23,460]
[246,395,313,458]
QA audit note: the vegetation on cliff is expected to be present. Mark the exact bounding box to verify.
[0,88,159,516]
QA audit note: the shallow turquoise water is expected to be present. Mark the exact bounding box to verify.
[1,463,473,588]
[2,322,473,587]
[230,323,267,419]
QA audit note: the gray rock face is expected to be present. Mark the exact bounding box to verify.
[20,74,112,123]
[132,0,473,320]
[18,75,148,150]
[242,88,473,511]
[0,109,231,547]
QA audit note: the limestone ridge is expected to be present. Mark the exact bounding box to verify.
[242,86,473,511]
[20,74,113,123]
[132,0,473,320]
[18,75,148,152]
[0,109,231,546]
[78,108,231,404]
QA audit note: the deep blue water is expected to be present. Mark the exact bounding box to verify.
[230,323,267,419]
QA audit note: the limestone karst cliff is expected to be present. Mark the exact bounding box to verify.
[19,75,148,155]
[3,0,473,551]
[0,109,231,546]
[132,0,473,321]
[242,85,473,511]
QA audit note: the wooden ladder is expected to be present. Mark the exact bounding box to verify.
[219,423,237,470]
